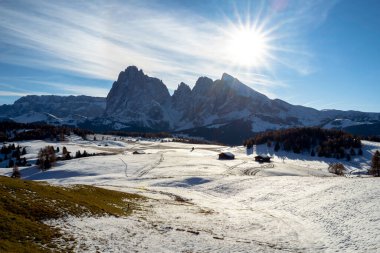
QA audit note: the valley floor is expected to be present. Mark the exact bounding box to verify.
[1,136,379,252]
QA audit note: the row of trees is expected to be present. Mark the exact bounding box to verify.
[244,127,363,160]
[35,146,100,170]
[105,131,172,139]
[0,121,93,142]
[0,144,28,168]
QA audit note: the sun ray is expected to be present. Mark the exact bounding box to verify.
[225,24,270,68]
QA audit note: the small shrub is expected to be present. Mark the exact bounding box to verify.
[11,165,21,178]
[328,163,345,176]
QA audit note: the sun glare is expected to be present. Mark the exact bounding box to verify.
[226,26,269,67]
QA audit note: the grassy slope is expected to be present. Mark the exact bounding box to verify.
[0,176,142,253]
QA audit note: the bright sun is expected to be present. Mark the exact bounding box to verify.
[226,27,269,67]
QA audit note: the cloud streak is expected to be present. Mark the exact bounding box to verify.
[0,0,338,97]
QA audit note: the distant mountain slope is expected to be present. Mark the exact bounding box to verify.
[0,95,106,126]
[1,66,379,144]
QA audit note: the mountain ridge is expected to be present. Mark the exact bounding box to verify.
[1,66,379,144]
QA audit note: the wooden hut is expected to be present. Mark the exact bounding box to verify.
[218,152,235,160]
[254,155,271,163]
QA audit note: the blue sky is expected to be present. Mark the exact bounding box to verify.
[0,0,379,112]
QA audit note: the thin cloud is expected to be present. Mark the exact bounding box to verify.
[0,90,51,97]
[0,0,338,96]
[36,81,110,97]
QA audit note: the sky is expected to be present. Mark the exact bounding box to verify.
[0,0,379,112]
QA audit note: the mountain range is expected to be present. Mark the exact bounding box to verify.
[1,66,380,144]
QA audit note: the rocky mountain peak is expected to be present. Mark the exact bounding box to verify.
[192,77,213,95]
[105,66,171,128]
[221,72,235,82]
[172,82,192,114]
[173,82,191,97]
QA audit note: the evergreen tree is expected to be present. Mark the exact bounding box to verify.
[75,150,82,158]
[310,149,315,157]
[370,150,380,177]
[358,148,363,156]
[62,146,68,155]
[11,165,21,178]
[37,146,56,170]
[64,152,72,160]
[274,142,280,152]
[21,147,27,155]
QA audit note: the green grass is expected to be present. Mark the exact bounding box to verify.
[0,176,142,252]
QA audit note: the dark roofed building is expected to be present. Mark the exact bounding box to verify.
[254,155,271,163]
[218,152,235,160]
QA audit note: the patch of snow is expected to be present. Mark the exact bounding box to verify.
[1,137,379,252]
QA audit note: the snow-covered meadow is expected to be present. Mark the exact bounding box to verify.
[1,135,379,252]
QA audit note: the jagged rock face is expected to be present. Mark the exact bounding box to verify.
[2,65,380,142]
[0,95,105,118]
[171,82,192,114]
[105,66,171,128]
[103,66,380,132]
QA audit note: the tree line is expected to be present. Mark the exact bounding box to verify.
[244,127,363,160]
[0,121,93,142]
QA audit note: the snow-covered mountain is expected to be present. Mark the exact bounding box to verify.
[102,66,380,143]
[0,95,105,126]
[1,66,379,143]
[105,66,173,130]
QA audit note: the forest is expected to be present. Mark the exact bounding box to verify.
[244,127,362,160]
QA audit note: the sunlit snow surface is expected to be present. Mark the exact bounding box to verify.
[1,136,379,253]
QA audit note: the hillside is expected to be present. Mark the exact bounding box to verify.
[0,134,379,252]
[0,176,141,253]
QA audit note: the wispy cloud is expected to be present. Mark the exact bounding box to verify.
[0,90,51,97]
[0,0,338,96]
[35,81,110,97]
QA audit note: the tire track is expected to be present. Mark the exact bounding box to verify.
[137,153,164,177]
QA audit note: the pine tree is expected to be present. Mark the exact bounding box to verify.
[370,150,380,177]
[311,149,315,157]
[38,146,56,170]
[274,142,280,152]
[8,159,14,168]
[11,165,21,178]
[62,146,68,155]
[358,148,363,156]
[75,150,82,158]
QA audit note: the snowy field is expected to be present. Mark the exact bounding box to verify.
[1,135,379,252]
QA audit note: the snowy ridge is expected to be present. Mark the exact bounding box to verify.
[1,66,380,142]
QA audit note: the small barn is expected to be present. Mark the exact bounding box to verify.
[254,155,271,163]
[133,150,145,155]
[218,152,235,160]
